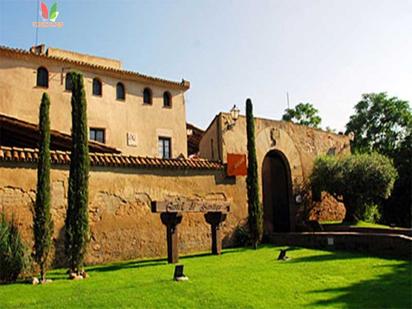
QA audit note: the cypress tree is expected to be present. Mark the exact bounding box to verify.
[34,93,54,282]
[246,98,263,249]
[65,72,90,274]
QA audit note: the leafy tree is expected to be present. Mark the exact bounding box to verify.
[33,93,54,282]
[384,132,412,227]
[346,92,412,227]
[246,98,263,248]
[311,153,397,223]
[346,92,412,156]
[65,72,90,274]
[282,103,322,128]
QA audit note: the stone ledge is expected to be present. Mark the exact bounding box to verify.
[269,232,412,259]
[322,225,412,237]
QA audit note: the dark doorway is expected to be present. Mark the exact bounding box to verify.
[262,150,292,234]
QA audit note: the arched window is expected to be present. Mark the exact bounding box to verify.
[143,87,152,104]
[116,82,125,100]
[93,78,102,96]
[65,73,73,91]
[163,91,172,108]
[36,67,48,88]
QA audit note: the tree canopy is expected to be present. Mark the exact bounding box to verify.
[346,92,412,156]
[311,153,397,223]
[282,103,322,128]
[345,92,411,227]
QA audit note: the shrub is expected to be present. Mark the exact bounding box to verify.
[0,214,28,283]
[233,225,250,247]
[360,204,382,224]
[311,153,397,223]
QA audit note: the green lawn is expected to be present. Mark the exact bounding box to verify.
[0,246,410,308]
[320,220,392,229]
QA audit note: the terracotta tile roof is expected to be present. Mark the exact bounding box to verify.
[0,146,224,170]
[0,45,190,90]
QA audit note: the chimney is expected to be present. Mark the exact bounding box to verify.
[30,44,46,55]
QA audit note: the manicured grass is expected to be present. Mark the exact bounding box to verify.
[354,221,392,228]
[321,220,392,229]
[0,246,410,308]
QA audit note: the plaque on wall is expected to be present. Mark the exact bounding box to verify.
[127,132,137,147]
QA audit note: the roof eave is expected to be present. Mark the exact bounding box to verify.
[0,45,190,91]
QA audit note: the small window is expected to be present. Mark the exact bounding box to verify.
[65,74,73,91]
[93,78,102,96]
[116,82,125,100]
[163,91,172,108]
[143,87,152,104]
[36,67,48,88]
[158,137,171,159]
[90,128,105,143]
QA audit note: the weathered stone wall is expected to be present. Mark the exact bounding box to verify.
[0,162,246,266]
[308,193,346,222]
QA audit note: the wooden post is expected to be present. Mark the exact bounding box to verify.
[204,212,227,255]
[152,199,230,260]
[160,212,183,264]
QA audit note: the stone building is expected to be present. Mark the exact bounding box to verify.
[0,45,349,265]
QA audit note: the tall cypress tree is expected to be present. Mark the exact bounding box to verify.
[246,98,263,249]
[34,93,54,282]
[65,72,90,274]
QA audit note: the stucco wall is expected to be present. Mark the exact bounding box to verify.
[199,116,221,161]
[199,113,351,225]
[200,113,350,184]
[0,162,246,266]
[0,50,188,158]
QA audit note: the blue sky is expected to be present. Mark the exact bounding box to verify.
[1,0,411,130]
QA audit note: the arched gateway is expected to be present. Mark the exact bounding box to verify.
[262,150,293,234]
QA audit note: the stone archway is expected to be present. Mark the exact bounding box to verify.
[262,150,293,234]
[255,126,303,232]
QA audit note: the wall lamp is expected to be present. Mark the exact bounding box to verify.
[226,105,240,130]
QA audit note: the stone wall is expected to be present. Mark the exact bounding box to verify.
[269,232,412,259]
[0,162,246,266]
[200,113,351,184]
[199,113,351,225]
[308,193,346,222]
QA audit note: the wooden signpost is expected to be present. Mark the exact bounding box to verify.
[151,198,230,264]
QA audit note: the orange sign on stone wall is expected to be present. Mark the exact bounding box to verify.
[227,153,247,176]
